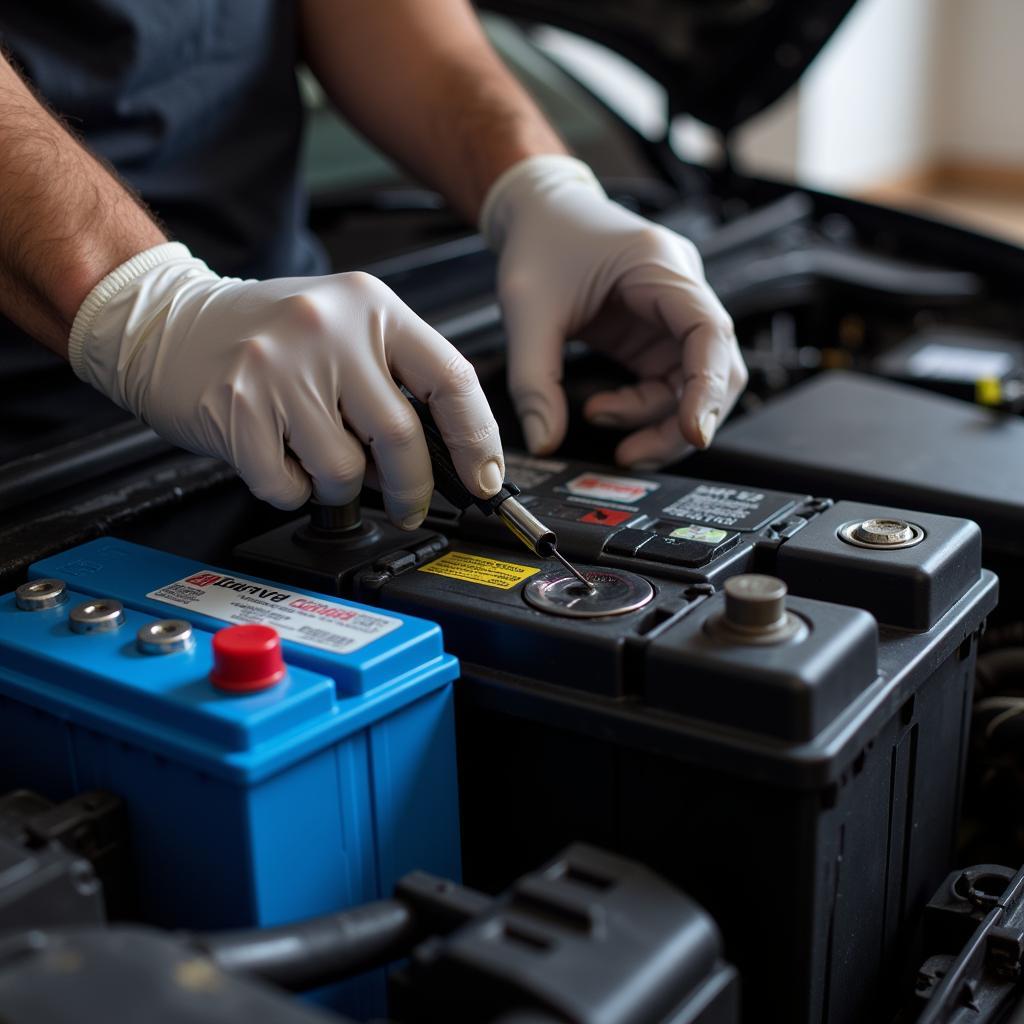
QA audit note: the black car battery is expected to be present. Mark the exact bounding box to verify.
[235,457,997,1024]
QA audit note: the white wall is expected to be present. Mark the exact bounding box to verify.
[732,92,802,180]
[535,0,1024,196]
[935,0,1024,165]
[767,0,1024,189]
[794,0,942,191]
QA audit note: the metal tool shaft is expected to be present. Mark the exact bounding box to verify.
[400,387,595,590]
[494,496,556,556]
[550,548,594,590]
[495,496,594,591]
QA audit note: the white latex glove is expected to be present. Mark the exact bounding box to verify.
[481,155,747,468]
[69,242,504,526]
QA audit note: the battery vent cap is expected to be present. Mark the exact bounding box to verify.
[211,625,286,694]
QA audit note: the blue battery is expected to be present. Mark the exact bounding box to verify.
[0,539,461,1017]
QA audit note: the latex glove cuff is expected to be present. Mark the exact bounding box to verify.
[68,241,216,408]
[478,154,604,250]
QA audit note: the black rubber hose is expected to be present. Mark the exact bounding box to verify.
[193,899,417,992]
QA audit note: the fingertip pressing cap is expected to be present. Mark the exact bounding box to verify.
[210,624,286,694]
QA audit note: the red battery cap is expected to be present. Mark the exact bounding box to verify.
[210,624,286,694]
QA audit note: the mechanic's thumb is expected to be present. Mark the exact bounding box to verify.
[504,308,569,456]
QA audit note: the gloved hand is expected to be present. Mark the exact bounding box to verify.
[481,155,746,468]
[69,243,504,526]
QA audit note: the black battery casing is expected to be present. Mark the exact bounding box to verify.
[236,459,997,1024]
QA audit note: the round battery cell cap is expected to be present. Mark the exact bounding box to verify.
[69,599,125,634]
[16,578,68,611]
[724,574,788,631]
[705,574,808,645]
[210,624,286,694]
[839,517,924,550]
[137,619,194,656]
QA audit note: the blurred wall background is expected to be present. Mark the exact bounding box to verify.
[537,0,1024,241]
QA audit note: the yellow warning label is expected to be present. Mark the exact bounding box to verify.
[417,551,540,590]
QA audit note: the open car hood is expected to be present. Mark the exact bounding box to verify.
[478,0,859,134]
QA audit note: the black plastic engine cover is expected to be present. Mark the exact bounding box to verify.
[690,371,1024,559]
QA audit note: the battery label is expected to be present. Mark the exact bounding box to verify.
[661,485,795,530]
[564,473,659,504]
[503,453,568,489]
[147,573,402,654]
[417,551,540,590]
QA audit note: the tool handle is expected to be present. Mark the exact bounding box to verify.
[401,387,517,516]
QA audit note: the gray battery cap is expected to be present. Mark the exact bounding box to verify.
[726,575,787,629]
[706,574,808,645]
[69,599,125,635]
[137,619,195,655]
[839,517,924,550]
[15,578,68,611]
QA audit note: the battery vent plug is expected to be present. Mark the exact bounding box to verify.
[210,625,286,694]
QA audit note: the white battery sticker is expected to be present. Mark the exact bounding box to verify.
[147,572,402,655]
[906,343,1014,383]
[503,453,568,489]
[662,485,790,529]
[565,472,659,504]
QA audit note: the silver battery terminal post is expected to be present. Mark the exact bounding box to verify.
[15,578,68,611]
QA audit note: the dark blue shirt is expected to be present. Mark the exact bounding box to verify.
[0,0,329,278]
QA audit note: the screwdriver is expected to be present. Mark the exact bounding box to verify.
[401,388,594,591]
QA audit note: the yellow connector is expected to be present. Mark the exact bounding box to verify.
[975,377,1003,407]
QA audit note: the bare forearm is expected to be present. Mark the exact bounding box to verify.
[0,54,165,356]
[300,0,566,222]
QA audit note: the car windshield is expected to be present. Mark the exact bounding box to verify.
[301,14,658,200]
